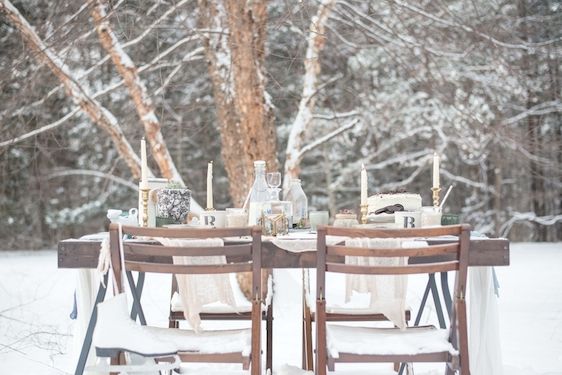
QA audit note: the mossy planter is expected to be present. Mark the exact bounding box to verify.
[156,188,191,224]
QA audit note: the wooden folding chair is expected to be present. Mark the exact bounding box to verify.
[314,225,471,375]
[109,224,263,375]
[302,268,411,371]
[168,250,274,371]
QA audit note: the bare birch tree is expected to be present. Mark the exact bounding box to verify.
[0,0,142,178]
[91,0,184,185]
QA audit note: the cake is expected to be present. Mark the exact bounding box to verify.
[367,193,422,214]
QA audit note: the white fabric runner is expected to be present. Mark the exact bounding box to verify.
[155,238,238,333]
[344,238,408,329]
[468,267,503,375]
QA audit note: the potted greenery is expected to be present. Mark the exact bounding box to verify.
[156,181,191,226]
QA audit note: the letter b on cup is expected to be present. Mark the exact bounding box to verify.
[395,211,421,228]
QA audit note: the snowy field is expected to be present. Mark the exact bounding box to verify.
[0,243,561,375]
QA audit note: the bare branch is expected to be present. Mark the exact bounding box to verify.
[0,108,80,148]
[500,212,562,238]
[46,169,138,191]
[298,118,360,157]
[92,0,183,184]
[0,0,142,177]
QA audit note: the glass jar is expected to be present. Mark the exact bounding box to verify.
[284,178,308,228]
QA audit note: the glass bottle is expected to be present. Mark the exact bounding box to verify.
[248,160,269,225]
[285,178,308,228]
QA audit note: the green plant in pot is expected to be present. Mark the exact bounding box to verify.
[156,181,191,226]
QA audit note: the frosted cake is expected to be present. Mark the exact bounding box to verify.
[367,193,422,223]
[368,193,422,212]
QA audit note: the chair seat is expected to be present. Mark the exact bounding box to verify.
[326,324,457,359]
[146,326,252,357]
[171,292,270,314]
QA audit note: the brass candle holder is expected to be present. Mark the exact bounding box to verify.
[360,203,368,224]
[431,187,442,211]
[140,187,150,227]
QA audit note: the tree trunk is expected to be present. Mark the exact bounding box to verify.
[198,0,278,206]
[0,0,142,178]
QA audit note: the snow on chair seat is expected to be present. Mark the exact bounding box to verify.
[145,326,252,357]
[326,324,457,359]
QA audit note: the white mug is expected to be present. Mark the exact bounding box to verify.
[394,211,422,228]
[200,210,226,228]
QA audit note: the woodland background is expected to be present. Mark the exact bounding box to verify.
[0,0,560,249]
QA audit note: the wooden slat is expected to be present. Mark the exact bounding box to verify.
[124,243,252,257]
[326,261,459,275]
[177,352,246,363]
[326,243,459,258]
[124,261,252,274]
[322,224,466,238]
[334,351,451,363]
[112,223,254,238]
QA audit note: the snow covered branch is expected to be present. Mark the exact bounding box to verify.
[299,118,359,157]
[0,0,191,122]
[500,212,562,238]
[284,0,336,188]
[47,169,138,191]
[92,0,183,185]
[0,0,142,178]
[0,108,80,148]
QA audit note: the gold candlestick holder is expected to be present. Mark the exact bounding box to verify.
[431,187,442,210]
[360,204,368,224]
[140,187,150,227]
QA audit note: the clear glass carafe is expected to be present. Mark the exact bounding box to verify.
[248,161,269,225]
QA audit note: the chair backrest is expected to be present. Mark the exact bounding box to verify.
[316,224,471,302]
[108,224,262,300]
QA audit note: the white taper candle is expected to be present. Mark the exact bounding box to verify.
[207,161,213,209]
[361,163,368,206]
[140,138,148,189]
[433,152,440,189]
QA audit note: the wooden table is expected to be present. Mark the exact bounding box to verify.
[59,237,510,269]
[58,235,509,375]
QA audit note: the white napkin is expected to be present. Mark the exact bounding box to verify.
[156,238,238,333]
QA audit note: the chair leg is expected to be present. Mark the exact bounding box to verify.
[457,299,470,375]
[327,357,335,371]
[303,304,314,371]
[266,303,273,371]
[315,300,327,375]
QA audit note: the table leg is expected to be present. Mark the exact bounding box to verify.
[74,273,108,375]
[413,273,446,328]
[126,271,147,325]
[440,271,452,318]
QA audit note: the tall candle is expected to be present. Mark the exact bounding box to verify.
[361,163,368,206]
[140,138,148,189]
[206,161,213,209]
[432,152,440,189]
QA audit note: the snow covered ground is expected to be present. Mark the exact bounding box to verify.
[0,243,561,374]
